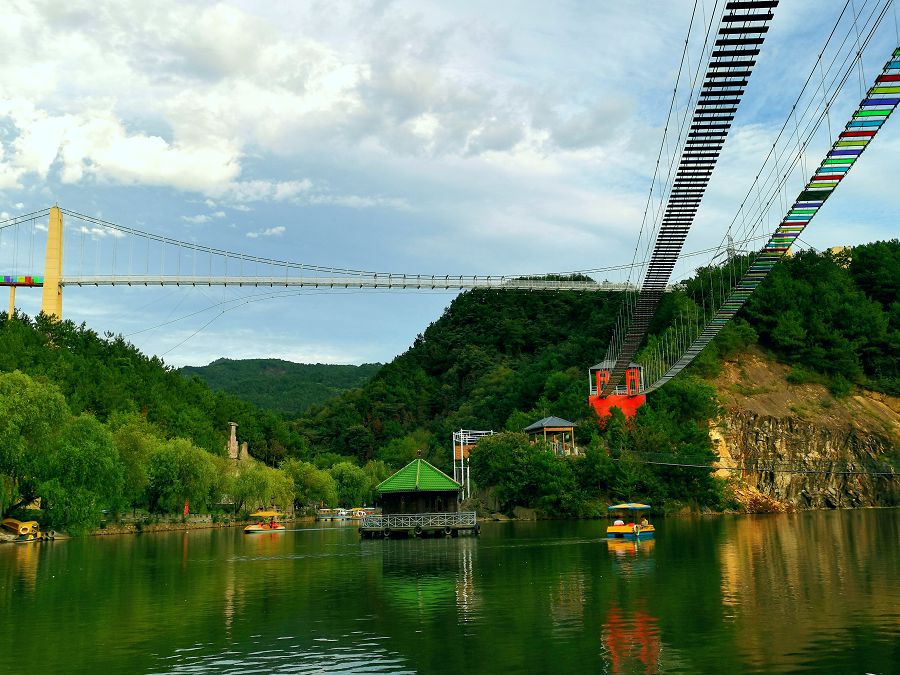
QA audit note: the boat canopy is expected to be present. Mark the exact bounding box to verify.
[607,503,652,511]
[250,510,281,517]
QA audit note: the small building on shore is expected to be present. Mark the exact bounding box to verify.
[524,416,579,456]
[361,459,478,538]
[377,459,462,514]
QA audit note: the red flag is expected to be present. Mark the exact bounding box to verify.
[183,499,189,516]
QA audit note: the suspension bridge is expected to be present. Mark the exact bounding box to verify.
[2,0,898,410]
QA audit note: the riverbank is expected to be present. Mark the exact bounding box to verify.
[91,513,318,537]
[0,513,316,542]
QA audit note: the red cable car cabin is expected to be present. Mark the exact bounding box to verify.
[588,360,646,420]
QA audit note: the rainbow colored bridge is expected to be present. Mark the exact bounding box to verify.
[2,275,43,287]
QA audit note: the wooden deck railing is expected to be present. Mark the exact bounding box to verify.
[361,512,477,529]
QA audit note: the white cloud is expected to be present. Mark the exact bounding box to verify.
[218,178,409,211]
[75,225,125,239]
[226,179,312,203]
[0,100,241,192]
[181,211,226,223]
[0,0,658,203]
[245,225,285,238]
[1,1,896,370]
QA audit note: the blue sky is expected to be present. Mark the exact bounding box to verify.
[1,1,898,367]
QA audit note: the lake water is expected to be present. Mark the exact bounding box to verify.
[1,510,897,674]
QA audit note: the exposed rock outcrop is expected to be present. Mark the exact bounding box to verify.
[710,349,898,510]
[715,410,897,508]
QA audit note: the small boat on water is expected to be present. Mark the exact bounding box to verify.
[243,510,285,534]
[2,518,55,543]
[316,508,350,521]
[606,503,655,540]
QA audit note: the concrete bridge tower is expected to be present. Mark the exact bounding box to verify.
[40,206,64,320]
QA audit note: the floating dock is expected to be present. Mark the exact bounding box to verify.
[359,511,479,538]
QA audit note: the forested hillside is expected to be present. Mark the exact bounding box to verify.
[298,242,898,454]
[294,241,898,513]
[180,359,381,416]
[0,315,305,464]
[0,317,386,532]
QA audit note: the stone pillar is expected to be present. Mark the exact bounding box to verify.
[239,442,248,461]
[227,422,238,461]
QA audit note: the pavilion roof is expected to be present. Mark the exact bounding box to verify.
[523,416,577,432]
[376,459,462,493]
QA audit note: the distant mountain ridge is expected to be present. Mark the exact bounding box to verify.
[179,359,382,417]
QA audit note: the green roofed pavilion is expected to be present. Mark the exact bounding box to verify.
[376,459,462,515]
[377,459,462,493]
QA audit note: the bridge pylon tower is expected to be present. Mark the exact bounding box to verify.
[40,206,64,320]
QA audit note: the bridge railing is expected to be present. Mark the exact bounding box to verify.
[361,512,477,529]
[589,384,639,397]
[56,274,636,293]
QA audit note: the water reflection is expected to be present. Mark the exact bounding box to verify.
[717,511,899,671]
[454,541,478,622]
[0,513,896,674]
[550,570,585,635]
[380,537,480,622]
[606,538,655,579]
[13,541,41,591]
[601,604,661,675]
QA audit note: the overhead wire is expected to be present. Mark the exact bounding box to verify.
[644,9,897,391]
[641,0,894,382]
[714,0,893,273]
[626,0,703,289]
[704,0,875,268]
[610,456,896,476]
[602,1,778,391]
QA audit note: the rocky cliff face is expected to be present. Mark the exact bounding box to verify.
[710,350,898,510]
[714,410,897,508]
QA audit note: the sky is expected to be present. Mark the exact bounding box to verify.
[1,0,898,367]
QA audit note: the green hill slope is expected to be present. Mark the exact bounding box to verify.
[180,359,381,416]
[0,316,306,465]
[293,241,898,500]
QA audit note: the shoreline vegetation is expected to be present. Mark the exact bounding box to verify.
[1,242,897,536]
[8,504,897,545]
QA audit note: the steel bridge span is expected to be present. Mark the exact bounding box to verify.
[55,275,634,292]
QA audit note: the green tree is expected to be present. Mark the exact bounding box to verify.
[375,429,432,469]
[38,414,125,533]
[0,371,71,516]
[362,459,391,496]
[849,240,898,309]
[232,463,294,514]
[329,461,369,507]
[146,439,219,513]
[281,459,338,508]
[109,412,160,511]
